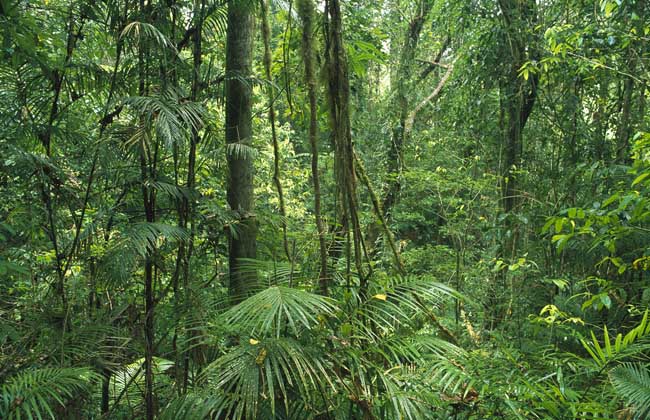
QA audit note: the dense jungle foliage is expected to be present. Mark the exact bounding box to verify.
[3,0,650,418]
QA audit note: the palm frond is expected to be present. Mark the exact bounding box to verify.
[376,366,429,420]
[96,242,138,286]
[582,310,650,367]
[0,367,100,420]
[234,258,305,287]
[611,362,650,419]
[124,88,206,148]
[121,21,178,53]
[51,322,131,368]
[428,354,474,397]
[109,357,175,412]
[226,142,259,160]
[358,276,462,333]
[159,391,227,420]
[223,286,337,338]
[120,222,189,256]
[145,180,194,200]
[201,3,229,42]
[201,337,334,420]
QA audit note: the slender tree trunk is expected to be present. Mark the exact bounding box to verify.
[490,0,539,328]
[325,0,366,290]
[39,5,83,315]
[616,73,634,163]
[183,0,206,389]
[616,0,645,163]
[497,0,538,215]
[260,0,291,262]
[593,79,609,161]
[226,0,257,301]
[297,0,328,294]
[137,0,155,416]
[141,153,155,420]
[382,0,434,219]
[99,8,126,412]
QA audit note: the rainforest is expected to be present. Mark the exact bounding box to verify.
[2,0,650,418]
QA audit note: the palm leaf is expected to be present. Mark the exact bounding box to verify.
[120,222,189,256]
[223,286,337,338]
[201,337,334,420]
[611,363,650,419]
[121,21,178,53]
[0,367,100,420]
[376,366,429,420]
[358,276,462,333]
[159,391,227,420]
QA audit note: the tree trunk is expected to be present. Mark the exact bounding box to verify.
[490,0,539,328]
[616,73,634,163]
[382,0,434,220]
[498,0,538,215]
[325,0,366,290]
[297,0,328,295]
[226,0,257,301]
[615,0,645,163]
[261,0,291,263]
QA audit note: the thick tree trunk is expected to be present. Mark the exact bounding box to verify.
[226,0,257,301]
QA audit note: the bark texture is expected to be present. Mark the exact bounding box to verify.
[225,1,257,301]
